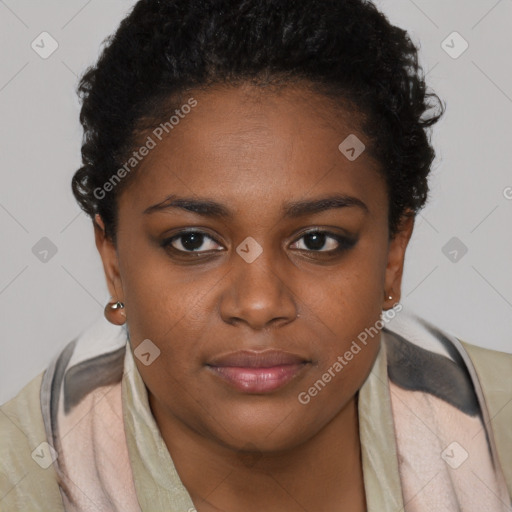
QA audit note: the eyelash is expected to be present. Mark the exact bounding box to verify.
[160,229,357,257]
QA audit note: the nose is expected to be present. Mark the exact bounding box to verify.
[219,247,298,330]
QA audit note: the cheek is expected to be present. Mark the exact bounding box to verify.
[296,253,387,410]
[296,243,387,405]
[301,272,383,380]
[119,260,229,406]
[118,237,214,338]
[301,244,387,344]
[295,337,380,438]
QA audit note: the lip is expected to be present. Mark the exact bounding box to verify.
[206,350,310,393]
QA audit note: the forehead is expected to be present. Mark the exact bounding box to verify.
[119,83,386,219]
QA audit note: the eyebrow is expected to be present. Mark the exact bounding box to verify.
[143,193,369,218]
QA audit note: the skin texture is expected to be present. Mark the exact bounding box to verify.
[94,83,414,512]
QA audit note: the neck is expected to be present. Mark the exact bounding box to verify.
[150,393,366,512]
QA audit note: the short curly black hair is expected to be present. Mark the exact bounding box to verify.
[72,0,444,243]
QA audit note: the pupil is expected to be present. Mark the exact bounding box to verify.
[182,232,204,251]
[305,232,325,250]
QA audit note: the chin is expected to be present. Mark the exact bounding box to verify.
[222,430,308,455]
[206,408,316,454]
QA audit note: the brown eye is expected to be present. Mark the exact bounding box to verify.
[162,230,223,253]
[290,230,357,253]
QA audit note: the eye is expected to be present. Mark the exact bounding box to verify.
[161,228,356,257]
[290,230,357,253]
[162,230,224,253]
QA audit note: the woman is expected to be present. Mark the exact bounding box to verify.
[1,0,511,510]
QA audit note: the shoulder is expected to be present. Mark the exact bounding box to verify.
[457,339,512,421]
[459,340,512,415]
[460,339,512,378]
[0,371,64,511]
[458,339,512,497]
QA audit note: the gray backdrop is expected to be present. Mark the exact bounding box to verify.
[1,0,511,403]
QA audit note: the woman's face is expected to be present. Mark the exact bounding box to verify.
[96,83,413,452]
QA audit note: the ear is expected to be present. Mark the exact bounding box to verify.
[383,212,415,308]
[94,214,125,302]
